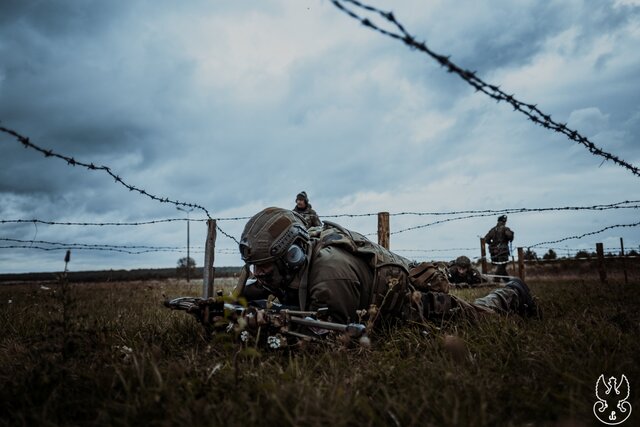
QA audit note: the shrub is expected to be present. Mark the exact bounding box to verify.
[542,249,557,260]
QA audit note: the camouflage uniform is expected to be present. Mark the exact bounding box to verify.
[293,204,322,228]
[484,216,514,282]
[238,208,538,327]
[444,256,487,288]
[293,191,322,228]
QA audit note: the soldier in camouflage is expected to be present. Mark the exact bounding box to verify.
[293,191,322,228]
[444,255,488,288]
[484,215,514,282]
[236,207,539,329]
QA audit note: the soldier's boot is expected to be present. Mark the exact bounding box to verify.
[505,278,542,319]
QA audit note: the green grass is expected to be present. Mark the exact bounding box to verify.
[0,277,638,426]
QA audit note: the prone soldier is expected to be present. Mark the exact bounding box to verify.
[236,207,539,330]
[444,255,488,288]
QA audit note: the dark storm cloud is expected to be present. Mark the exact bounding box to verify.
[0,0,201,208]
[481,4,634,70]
[412,1,640,74]
[0,0,122,37]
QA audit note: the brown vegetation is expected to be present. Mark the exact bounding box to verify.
[0,273,638,426]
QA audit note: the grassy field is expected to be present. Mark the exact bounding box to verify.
[0,275,638,426]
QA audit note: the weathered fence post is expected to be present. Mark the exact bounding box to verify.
[203,219,217,299]
[620,237,628,285]
[517,247,525,282]
[378,212,390,250]
[596,242,607,285]
[480,237,487,274]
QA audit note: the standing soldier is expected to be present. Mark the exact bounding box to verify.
[293,191,322,228]
[484,215,514,282]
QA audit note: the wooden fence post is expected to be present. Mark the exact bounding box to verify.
[596,242,607,285]
[378,212,390,250]
[517,247,525,282]
[203,219,217,299]
[620,237,628,285]
[480,238,487,274]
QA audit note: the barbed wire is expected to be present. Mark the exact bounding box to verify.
[2,125,638,250]
[0,236,246,258]
[0,126,212,216]
[0,216,252,226]
[4,235,634,257]
[0,237,246,256]
[2,238,636,258]
[323,200,640,219]
[531,245,629,253]
[524,255,639,262]
[0,218,193,226]
[0,237,187,251]
[330,0,640,178]
[0,126,240,244]
[528,221,640,248]
[379,212,504,236]
[0,245,194,255]
[394,247,476,253]
[0,245,243,256]
[363,203,640,236]
[216,216,252,221]
[2,201,637,229]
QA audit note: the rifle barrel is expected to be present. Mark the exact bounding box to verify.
[289,317,366,337]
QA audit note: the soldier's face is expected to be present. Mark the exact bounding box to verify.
[253,263,274,283]
[252,262,285,288]
[296,198,306,209]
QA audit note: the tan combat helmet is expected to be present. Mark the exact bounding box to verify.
[239,207,310,266]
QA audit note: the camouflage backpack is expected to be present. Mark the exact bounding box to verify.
[408,261,450,293]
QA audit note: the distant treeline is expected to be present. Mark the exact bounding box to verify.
[2,256,638,285]
[0,266,244,284]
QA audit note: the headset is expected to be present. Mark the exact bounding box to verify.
[285,243,306,269]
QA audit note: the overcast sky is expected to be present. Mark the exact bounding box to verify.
[1,0,639,274]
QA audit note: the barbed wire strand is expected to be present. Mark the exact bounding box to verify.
[1,131,638,249]
[528,221,640,248]
[323,200,640,218]
[394,247,476,253]
[522,255,638,262]
[0,125,240,244]
[0,245,243,256]
[365,204,640,236]
[370,212,506,236]
[1,218,193,226]
[331,0,640,178]
[3,243,632,257]
[0,237,188,251]
[530,246,627,253]
[0,216,253,226]
[0,245,193,255]
[4,200,637,229]
[0,237,250,254]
